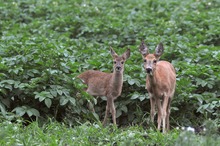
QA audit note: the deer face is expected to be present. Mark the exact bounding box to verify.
[143,54,158,75]
[110,47,130,73]
[113,57,125,72]
[139,41,164,76]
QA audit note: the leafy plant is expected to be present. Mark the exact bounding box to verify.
[0,0,219,128]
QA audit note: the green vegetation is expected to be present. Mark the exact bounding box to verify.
[0,0,219,145]
[0,119,219,146]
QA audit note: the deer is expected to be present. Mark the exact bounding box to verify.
[139,41,176,133]
[78,47,130,126]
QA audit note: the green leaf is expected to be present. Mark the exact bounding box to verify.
[0,80,15,84]
[4,84,12,90]
[12,107,26,116]
[0,102,6,116]
[69,97,76,105]
[45,98,52,108]
[116,109,122,118]
[0,88,7,95]
[139,95,146,101]
[35,94,46,102]
[29,108,40,117]
[92,112,100,121]
[57,89,63,95]
[50,90,57,97]
[27,110,34,117]
[130,93,139,100]
[14,81,21,88]
[121,105,128,113]
[128,79,135,85]
[60,96,69,106]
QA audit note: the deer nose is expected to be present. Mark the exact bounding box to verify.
[146,68,152,73]
[116,66,121,71]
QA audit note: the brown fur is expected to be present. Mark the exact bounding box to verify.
[78,47,130,125]
[78,70,122,98]
[139,41,176,133]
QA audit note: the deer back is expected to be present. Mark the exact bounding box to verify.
[78,70,112,96]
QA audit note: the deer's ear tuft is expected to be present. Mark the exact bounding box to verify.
[110,47,118,58]
[155,43,164,59]
[122,48,130,60]
[139,40,149,57]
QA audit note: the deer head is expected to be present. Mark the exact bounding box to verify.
[110,47,130,73]
[139,41,164,76]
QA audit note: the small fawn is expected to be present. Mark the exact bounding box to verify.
[139,41,176,133]
[78,47,130,126]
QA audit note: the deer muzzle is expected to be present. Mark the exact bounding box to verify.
[116,66,121,71]
[146,68,152,73]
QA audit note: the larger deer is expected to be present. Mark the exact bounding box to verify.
[78,47,130,126]
[139,41,176,133]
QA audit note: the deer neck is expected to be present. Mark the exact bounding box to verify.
[111,71,123,94]
[147,70,157,87]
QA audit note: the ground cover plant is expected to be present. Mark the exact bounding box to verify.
[0,0,219,145]
[0,119,219,146]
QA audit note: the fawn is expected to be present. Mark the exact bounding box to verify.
[78,47,130,126]
[139,41,176,133]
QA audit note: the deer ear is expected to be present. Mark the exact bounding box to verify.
[122,48,130,60]
[139,40,149,58]
[155,43,164,59]
[110,47,118,58]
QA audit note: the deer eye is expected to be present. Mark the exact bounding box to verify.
[153,60,157,64]
[144,59,147,63]
[121,61,124,64]
[113,61,117,64]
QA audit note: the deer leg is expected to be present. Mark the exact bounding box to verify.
[109,98,116,125]
[166,98,171,131]
[102,98,110,126]
[162,95,169,133]
[85,88,96,112]
[150,96,156,123]
[156,98,162,131]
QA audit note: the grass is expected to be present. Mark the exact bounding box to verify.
[0,119,219,146]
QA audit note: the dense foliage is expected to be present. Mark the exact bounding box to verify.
[0,0,219,130]
[0,120,219,146]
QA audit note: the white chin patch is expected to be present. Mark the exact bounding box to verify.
[116,67,123,72]
[148,72,153,76]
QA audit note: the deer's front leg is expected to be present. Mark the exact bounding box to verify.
[110,98,116,125]
[107,96,116,125]
[156,98,162,131]
[150,95,156,123]
[102,97,110,126]
[166,98,171,131]
[162,95,170,133]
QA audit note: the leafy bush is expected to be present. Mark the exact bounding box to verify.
[0,0,219,128]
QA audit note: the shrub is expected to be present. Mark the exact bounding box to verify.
[0,0,219,127]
